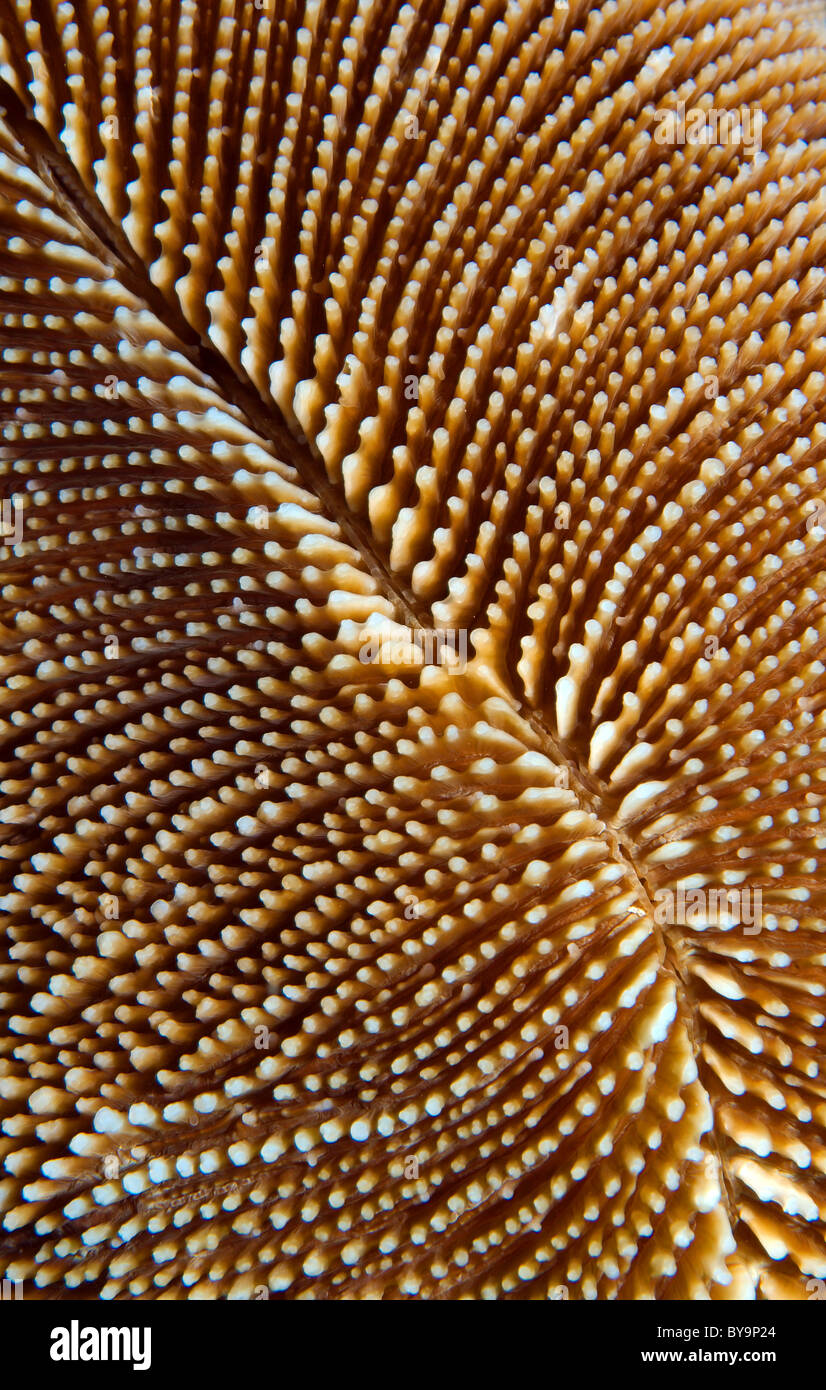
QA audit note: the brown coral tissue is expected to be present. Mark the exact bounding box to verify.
[4,0,826,1311]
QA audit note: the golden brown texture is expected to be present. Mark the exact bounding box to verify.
[2,0,826,1299]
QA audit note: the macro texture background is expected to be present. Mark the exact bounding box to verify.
[2,0,826,1299]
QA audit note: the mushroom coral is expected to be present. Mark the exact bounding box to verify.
[2,0,826,1300]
